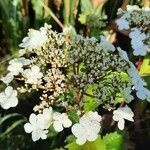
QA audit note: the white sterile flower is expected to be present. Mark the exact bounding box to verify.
[38,107,53,129]
[0,86,18,109]
[113,105,134,130]
[23,65,43,84]
[53,112,72,132]
[129,28,148,56]
[126,5,140,11]
[100,36,115,52]
[116,17,130,30]
[71,111,101,145]
[8,57,31,75]
[116,12,131,30]
[19,26,48,50]
[1,73,14,85]
[24,113,48,142]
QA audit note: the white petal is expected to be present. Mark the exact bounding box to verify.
[29,113,37,125]
[118,119,125,130]
[71,124,85,137]
[53,112,61,120]
[76,137,87,145]
[87,133,98,142]
[24,123,33,133]
[53,121,63,132]
[32,130,41,142]
[5,86,13,96]
[63,118,72,128]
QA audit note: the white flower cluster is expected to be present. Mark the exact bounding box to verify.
[113,105,134,130]
[19,24,48,51]
[116,5,150,56]
[24,107,72,141]
[1,57,31,85]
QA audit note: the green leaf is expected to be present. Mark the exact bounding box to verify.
[31,0,44,19]
[84,99,100,112]
[0,113,23,126]
[66,136,106,150]
[140,56,150,75]
[0,119,25,140]
[81,0,94,14]
[103,132,124,150]
[68,109,80,123]
[83,84,101,112]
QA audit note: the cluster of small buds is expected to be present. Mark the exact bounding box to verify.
[93,73,130,109]
[116,5,150,56]
[66,35,129,93]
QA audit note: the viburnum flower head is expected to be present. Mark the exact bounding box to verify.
[0,86,18,109]
[71,111,101,145]
[23,65,43,84]
[24,113,48,142]
[113,105,134,130]
[19,25,48,50]
[53,112,72,132]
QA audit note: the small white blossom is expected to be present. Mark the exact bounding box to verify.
[19,26,48,50]
[0,86,18,109]
[129,28,148,56]
[113,105,134,130]
[71,111,101,145]
[53,112,72,132]
[24,113,48,142]
[1,73,14,85]
[8,57,31,75]
[23,65,43,84]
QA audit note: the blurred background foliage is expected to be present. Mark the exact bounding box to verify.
[0,0,150,149]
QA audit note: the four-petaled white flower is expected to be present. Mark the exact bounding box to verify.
[71,111,101,145]
[19,26,48,50]
[129,28,148,56]
[1,73,14,85]
[53,112,72,132]
[23,65,43,84]
[0,86,18,109]
[7,57,31,76]
[113,105,134,130]
[24,113,48,142]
